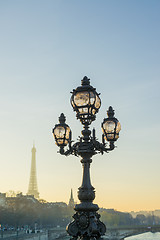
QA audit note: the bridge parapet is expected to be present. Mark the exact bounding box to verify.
[0,232,47,240]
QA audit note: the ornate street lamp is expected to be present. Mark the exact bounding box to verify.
[52,76,121,240]
[102,106,121,144]
[53,113,71,154]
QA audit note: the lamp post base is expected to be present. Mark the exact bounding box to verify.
[66,209,106,240]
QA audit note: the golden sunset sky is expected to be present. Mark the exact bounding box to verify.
[0,0,160,212]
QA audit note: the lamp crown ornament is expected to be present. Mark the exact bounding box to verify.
[81,76,90,85]
[52,76,121,240]
[107,106,115,118]
[59,113,66,124]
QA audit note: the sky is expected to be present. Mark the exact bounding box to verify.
[0,0,160,212]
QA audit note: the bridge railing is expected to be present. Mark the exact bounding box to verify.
[0,230,48,240]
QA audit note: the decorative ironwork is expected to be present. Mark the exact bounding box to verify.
[52,76,121,240]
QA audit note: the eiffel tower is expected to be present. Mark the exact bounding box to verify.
[27,144,39,199]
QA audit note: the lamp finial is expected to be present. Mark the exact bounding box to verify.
[81,76,90,86]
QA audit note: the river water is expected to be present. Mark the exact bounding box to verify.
[63,233,160,239]
[126,232,160,239]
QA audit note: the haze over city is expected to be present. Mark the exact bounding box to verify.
[0,0,160,212]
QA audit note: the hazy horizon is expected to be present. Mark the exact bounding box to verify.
[0,0,160,212]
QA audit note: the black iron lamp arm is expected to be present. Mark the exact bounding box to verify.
[59,141,80,157]
[58,137,115,157]
[91,128,115,154]
[92,138,115,155]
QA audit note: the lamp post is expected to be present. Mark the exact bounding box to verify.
[52,76,121,240]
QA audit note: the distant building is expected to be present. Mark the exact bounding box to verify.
[0,192,39,209]
[47,202,67,208]
[0,193,6,207]
[27,144,39,199]
[68,189,75,208]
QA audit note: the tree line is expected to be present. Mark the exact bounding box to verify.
[0,196,160,230]
[100,208,160,227]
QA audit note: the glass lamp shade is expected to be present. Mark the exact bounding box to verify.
[71,76,101,125]
[53,113,71,147]
[102,106,121,142]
